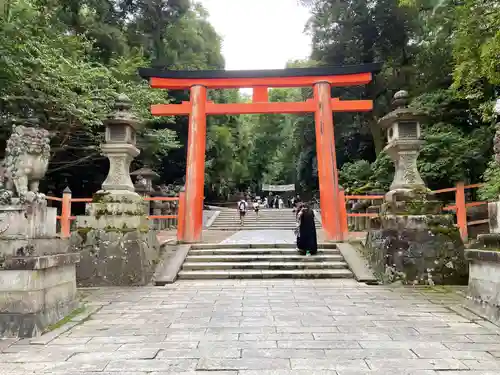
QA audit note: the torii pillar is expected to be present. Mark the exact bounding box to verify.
[314,82,341,241]
[183,85,207,243]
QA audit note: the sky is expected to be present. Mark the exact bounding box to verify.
[198,0,312,71]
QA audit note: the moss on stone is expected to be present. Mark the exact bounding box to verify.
[405,200,429,215]
[42,306,86,333]
[94,208,114,220]
[426,216,462,241]
[92,192,110,203]
[76,227,92,242]
[103,225,134,233]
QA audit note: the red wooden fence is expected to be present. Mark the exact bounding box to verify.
[47,182,488,242]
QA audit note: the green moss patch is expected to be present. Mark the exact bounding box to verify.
[42,306,86,333]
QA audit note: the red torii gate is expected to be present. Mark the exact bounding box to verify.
[139,64,381,243]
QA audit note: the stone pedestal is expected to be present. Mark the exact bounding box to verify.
[0,253,80,338]
[0,203,80,338]
[464,234,500,326]
[366,211,468,285]
[72,193,160,287]
[0,203,68,258]
[71,228,159,287]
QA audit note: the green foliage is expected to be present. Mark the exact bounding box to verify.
[418,123,491,188]
[0,0,225,198]
[339,152,394,193]
[1,0,497,202]
[339,160,372,190]
[479,161,500,201]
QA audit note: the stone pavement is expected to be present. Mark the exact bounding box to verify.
[2,279,500,374]
[219,229,367,245]
[157,230,237,245]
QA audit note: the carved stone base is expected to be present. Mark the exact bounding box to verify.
[0,253,80,338]
[70,228,160,286]
[365,214,468,285]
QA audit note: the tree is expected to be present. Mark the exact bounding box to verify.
[0,0,225,197]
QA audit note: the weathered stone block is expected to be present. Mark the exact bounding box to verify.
[488,201,500,233]
[0,238,70,258]
[76,214,149,231]
[0,253,80,338]
[0,204,57,240]
[365,214,468,285]
[70,228,160,286]
[464,249,500,327]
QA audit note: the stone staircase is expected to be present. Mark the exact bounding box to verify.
[209,208,322,230]
[177,243,353,279]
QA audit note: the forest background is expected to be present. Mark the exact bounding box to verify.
[0,0,499,202]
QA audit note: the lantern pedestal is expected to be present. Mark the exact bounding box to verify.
[100,144,141,196]
[385,140,425,191]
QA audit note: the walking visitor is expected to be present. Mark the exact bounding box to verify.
[237,197,248,225]
[295,203,318,256]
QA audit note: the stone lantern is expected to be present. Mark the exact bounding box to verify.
[131,167,159,196]
[73,94,160,288]
[379,90,426,192]
[100,94,143,198]
[364,90,467,286]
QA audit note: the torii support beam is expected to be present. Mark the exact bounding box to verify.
[151,98,373,116]
[139,63,382,242]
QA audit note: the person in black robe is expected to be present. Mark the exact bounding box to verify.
[295,204,318,256]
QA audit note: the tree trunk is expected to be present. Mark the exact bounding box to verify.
[367,113,384,155]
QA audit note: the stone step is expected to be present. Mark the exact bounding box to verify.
[178,269,353,279]
[182,261,348,270]
[210,221,297,223]
[211,222,296,225]
[185,254,344,262]
[208,224,296,231]
[189,248,341,255]
[191,243,337,249]
[211,216,296,223]
[208,224,298,231]
[215,217,296,219]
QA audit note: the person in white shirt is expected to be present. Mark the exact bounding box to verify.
[237,198,248,225]
[252,199,260,217]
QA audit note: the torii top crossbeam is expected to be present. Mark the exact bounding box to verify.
[138,63,382,115]
[138,63,382,89]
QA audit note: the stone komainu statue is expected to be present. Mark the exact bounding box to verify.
[0,125,50,202]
